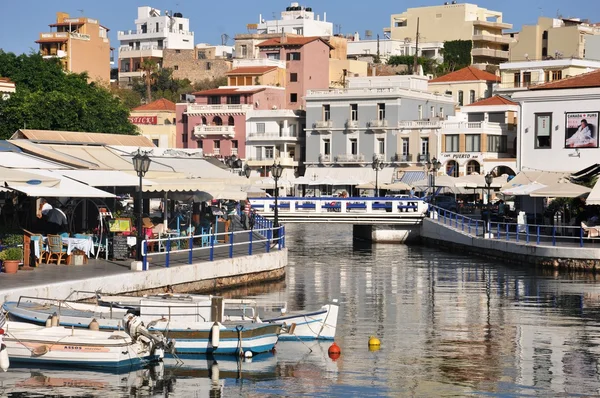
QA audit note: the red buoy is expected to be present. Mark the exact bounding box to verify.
[328,342,341,361]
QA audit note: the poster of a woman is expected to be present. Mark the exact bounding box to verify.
[565,112,599,148]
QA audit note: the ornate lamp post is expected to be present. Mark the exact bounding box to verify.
[132,148,152,261]
[372,155,384,197]
[271,161,283,238]
[426,157,442,206]
[243,163,252,179]
[226,154,242,172]
[484,172,493,238]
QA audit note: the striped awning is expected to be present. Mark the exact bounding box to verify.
[399,171,426,185]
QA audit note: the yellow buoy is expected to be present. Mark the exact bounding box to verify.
[368,336,381,351]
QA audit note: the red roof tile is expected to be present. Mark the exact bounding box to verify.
[226,66,278,75]
[133,98,176,112]
[530,69,600,90]
[429,66,500,83]
[257,36,334,49]
[0,77,13,83]
[192,87,266,96]
[467,95,517,106]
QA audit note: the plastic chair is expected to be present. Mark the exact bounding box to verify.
[47,234,68,265]
[30,235,47,266]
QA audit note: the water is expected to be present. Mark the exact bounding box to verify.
[4,223,600,397]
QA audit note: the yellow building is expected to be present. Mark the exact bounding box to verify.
[510,17,600,62]
[328,59,369,88]
[129,99,177,148]
[428,66,499,106]
[36,12,111,83]
[384,3,513,70]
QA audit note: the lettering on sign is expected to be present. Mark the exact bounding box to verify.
[128,116,158,125]
[441,153,479,160]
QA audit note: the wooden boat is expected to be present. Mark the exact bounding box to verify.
[3,297,279,356]
[96,293,340,341]
[0,320,163,369]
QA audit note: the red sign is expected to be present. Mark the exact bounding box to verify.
[128,116,157,125]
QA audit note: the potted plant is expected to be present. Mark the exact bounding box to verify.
[0,247,23,274]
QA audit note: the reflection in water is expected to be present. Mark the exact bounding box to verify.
[5,223,600,396]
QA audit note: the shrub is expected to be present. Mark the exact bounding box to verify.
[0,247,23,261]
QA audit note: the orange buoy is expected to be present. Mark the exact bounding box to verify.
[328,342,341,361]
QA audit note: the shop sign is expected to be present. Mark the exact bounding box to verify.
[129,116,157,125]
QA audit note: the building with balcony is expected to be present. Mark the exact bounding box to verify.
[129,98,177,148]
[35,12,111,83]
[245,109,304,179]
[117,6,194,86]
[0,78,16,101]
[162,43,233,83]
[511,69,600,172]
[428,66,499,106]
[249,2,333,37]
[305,75,455,184]
[495,58,600,96]
[509,17,600,62]
[176,86,286,159]
[257,36,333,110]
[346,35,444,64]
[384,3,513,70]
[226,59,287,87]
[439,95,518,177]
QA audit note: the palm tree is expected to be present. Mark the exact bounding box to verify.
[140,59,158,103]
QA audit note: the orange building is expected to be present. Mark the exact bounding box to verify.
[36,12,111,83]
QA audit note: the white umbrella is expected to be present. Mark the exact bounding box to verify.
[355,181,377,189]
[530,179,591,198]
[501,182,547,196]
[382,181,412,191]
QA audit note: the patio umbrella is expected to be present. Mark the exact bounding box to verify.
[382,182,412,191]
[501,182,547,196]
[530,178,591,198]
[355,181,376,190]
[169,190,214,203]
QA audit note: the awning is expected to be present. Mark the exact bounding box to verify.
[572,164,600,182]
[399,171,426,186]
[58,170,156,187]
[5,169,115,198]
[587,180,600,205]
[0,151,70,170]
[303,166,394,186]
[0,167,61,187]
[456,174,508,189]
[500,170,571,192]
[356,181,376,189]
[501,182,547,196]
[530,179,591,198]
[382,181,412,191]
[142,178,248,201]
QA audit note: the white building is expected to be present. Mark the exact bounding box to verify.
[347,35,444,63]
[253,2,332,37]
[196,43,233,59]
[117,6,194,85]
[512,69,600,172]
[0,78,16,101]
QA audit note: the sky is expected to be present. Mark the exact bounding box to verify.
[0,0,598,55]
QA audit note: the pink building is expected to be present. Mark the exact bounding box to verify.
[256,36,332,110]
[176,86,285,158]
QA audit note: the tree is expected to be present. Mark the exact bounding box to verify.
[110,86,143,109]
[193,76,227,92]
[0,50,137,138]
[131,67,194,103]
[387,55,438,75]
[438,40,472,73]
[140,59,158,103]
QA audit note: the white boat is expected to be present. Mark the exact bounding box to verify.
[95,293,340,341]
[0,318,163,370]
[3,297,280,356]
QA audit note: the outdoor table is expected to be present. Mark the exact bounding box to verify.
[36,236,95,259]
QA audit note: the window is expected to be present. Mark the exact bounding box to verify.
[175,49,180,54]
[286,52,301,61]
[227,116,235,126]
[487,135,507,152]
[458,91,464,106]
[240,45,247,57]
[179,24,183,31]
[535,113,552,149]
[377,138,385,154]
[552,70,562,80]
[227,95,241,104]
[294,27,303,35]
[421,137,429,156]
[141,24,147,33]
[198,51,206,59]
[213,116,223,126]
[430,106,435,118]
[206,62,212,70]
[155,22,159,31]
[445,135,459,152]
[439,107,444,119]
[523,72,531,87]
[544,70,550,82]
[265,147,274,159]
[466,160,480,175]
[514,72,521,87]
[350,104,358,121]
[256,123,266,134]
[158,40,164,49]
[323,104,330,121]
[208,96,220,105]
[377,103,386,120]
[152,139,159,146]
[267,52,280,60]
[213,140,220,155]
[402,138,409,155]
[174,65,179,71]
[290,73,298,82]
[418,105,423,120]
[323,138,331,155]
[197,140,203,149]
[232,140,238,155]
[465,134,481,152]
[350,138,358,155]
[290,93,298,103]
[469,90,475,104]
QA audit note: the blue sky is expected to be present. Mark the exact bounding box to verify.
[0,0,597,55]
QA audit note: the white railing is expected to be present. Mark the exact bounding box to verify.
[472,34,514,44]
[186,104,252,113]
[335,154,365,163]
[314,120,333,129]
[369,119,388,128]
[398,121,442,129]
[307,87,452,100]
[345,120,359,129]
[119,45,163,52]
[319,154,331,163]
[247,131,299,139]
[472,48,510,59]
[40,32,68,39]
[442,121,506,133]
[233,58,286,69]
[118,28,193,36]
[193,125,235,137]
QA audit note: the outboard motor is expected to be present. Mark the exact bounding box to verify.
[123,313,174,357]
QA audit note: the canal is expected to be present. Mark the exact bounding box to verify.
[5,223,600,396]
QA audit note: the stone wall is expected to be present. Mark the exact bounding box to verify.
[163,49,232,83]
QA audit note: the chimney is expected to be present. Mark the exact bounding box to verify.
[323,12,327,22]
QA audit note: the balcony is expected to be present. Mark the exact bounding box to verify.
[472,34,514,45]
[193,125,236,138]
[373,154,386,162]
[117,28,194,41]
[335,154,365,163]
[313,120,333,133]
[247,156,296,167]
[397,120,442,129]
[42,49,67,59]
[118,45,164,59]
[442,121,507,134]
[38,32,69,42]
[472,48,509,59]
[345,119,359,130]
[416,153,429,163]
[246,131,299,141]
[319,154,331,163]
[369,119,389,131]
[472,20,513,30]
[392,153,413,162]
[186,104,253,115]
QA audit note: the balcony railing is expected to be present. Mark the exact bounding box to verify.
[335,154,365,163]
[319,154,331,163]
[193,125,236,137]
[442,121,507,133]
[313,120,333,130]
[369,119,389,129]
[186,104,253,114]
[119,45,163,52]
[373,154,385,162]
[345,119,359,129]
[472,48,510,59]
[398,120,442,129]
[472,34,514,44]
[118,28,193,37]
[247,131,298,140]
[40,32,69,40]
[392,153,413,162]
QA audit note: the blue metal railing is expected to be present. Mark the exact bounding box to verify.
[428,205,596,248]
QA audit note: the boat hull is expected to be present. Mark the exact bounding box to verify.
[265,302,339,341]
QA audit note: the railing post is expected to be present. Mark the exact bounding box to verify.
[248,230,253,255]
[537,226,540,245]
[189,235,193,264]
[165,237,171,268]
[229,230,234,258]
[468,218,472,235]
[552,226,556,246]
[516,226,519,242]
[282,225,286,248]
[476,221,479,236]
[142,240,148,271]
[580,227,584,247]
[497,223,500,239]
[462,216,465,231]
[209,234,215,261]
[455,213,458,228]
[506,224,509,241]
[266,229,272,253]
[526,225,530,244]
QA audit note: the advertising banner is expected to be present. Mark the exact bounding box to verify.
[565,112,599,148]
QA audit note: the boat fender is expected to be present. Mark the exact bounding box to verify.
[45,316,52,328]
[210,362,219,384]
[211,322,220,348]
[51,312,59,327]
[89,318,100,331]
[0,331,8,372]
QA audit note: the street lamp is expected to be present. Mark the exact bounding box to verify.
[426,157,442,206]
[243,163,252,179]
[372,155,384,197]
[132,148,152,261]
[271,161,283,239]
[484,172,493,238]
[226,154,242,172]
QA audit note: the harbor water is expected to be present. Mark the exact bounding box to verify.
[4,223,600,396]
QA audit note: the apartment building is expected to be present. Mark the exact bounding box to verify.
[428,66,499,106]
[36,12,111,83]
[439,95,518,177]
[384,3,513,70]
[163,43,233,83]
[305,75,455,184]
[250,2,333,37]
[509,17,600,62]
[226,59,286,87]
[512,70,600,172]
[495,58,600,96]
[129,98,177,148]
[117,6,194,86]
[347,35,444,64]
